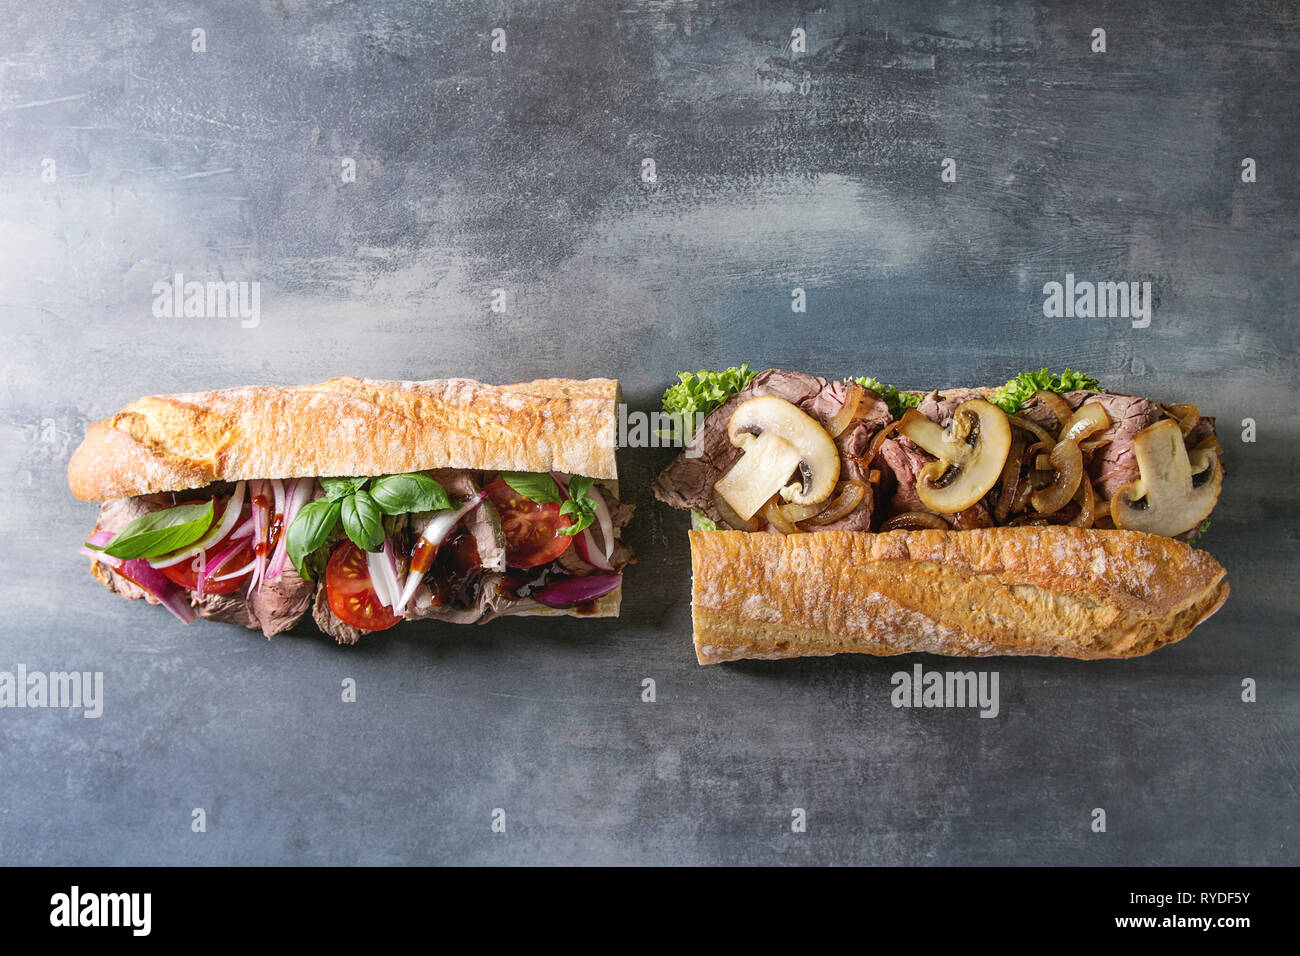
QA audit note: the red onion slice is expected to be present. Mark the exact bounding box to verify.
[197,533,250,593]
[587,482,616,562]
[81,546,196,624]
[248,479,269,595]
[573,528,615,571]
[531,573,621,609]
[266,478,313,582]
[366,535,403,610]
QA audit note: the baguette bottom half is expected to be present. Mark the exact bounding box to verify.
[688,528,1228,664]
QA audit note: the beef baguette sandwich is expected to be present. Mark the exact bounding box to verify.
[69,377,634,643]
[654,366,1228,664]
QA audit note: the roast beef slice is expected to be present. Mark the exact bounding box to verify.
[652,368,888,529]
[92,493,314,636]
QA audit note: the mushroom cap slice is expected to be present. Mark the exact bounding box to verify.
[714,430,804,522]
[1111,419,1222,536]
[897,399,1013,514]
[725,396,841,506]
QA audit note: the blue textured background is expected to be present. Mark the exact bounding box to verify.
[0,0,1296,865]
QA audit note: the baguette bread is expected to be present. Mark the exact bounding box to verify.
[689,528,1228,664]
[68,376,620,501]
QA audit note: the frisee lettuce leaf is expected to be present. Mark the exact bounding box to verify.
[990,368,1104,414]
[1188,517,1212,545]
[850,376,922,419]
[690,510,719,531]
[662,365,757,442]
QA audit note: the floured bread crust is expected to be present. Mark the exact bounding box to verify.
[688,528,1228,664]
[68,377,621,500]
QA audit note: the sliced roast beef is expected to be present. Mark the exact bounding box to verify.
[1184,416,1217,451]
[430,470,506,573]
[916,388,990,427]
[89,495,178,602]
[92,492,314,636]
[1016,391,1166,500]
[873,436,993,529]
[652,368,887,529]
[195,591,259,630]
[247,567,315,637]
[877,438,929,514]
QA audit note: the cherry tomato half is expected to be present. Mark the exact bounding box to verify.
[325,540,402,632]
[159,497,254,595]
[484,478,573,569]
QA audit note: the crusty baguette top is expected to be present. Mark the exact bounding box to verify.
[68,376,620,501]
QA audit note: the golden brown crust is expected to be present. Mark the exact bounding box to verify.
[689,528,1228,664]
[68,377,621,501]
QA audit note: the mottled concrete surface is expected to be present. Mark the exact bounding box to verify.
[0,1,1296,865]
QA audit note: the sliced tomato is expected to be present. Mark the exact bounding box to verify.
[158,497,254,595]
[484,478,573,569]
[160,538,255,595]
[325,540,402,632]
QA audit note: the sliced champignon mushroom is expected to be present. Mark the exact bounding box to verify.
[1110,419,1223,536]
[714,429,804,522]
[714,396,841,521]
[896,399,1012,514]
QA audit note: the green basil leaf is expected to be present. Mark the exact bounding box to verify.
[286,498,341,580]
[501,471,561,504]
[557,497,595,536]
[567,475,595,501]
[94,500,215,560]
[341,489,385,552]
[368,472,451,515]
[321,476,368,501]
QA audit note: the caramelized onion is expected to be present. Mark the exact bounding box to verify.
[1031,439,1084,515]
[825,384,865,438]
[1011,474,1034,514]
[995,438,1026,521]
[881,511,948,532]
[864,419,903,469]
[713,489,760,532]
[1060,402,1110,443]
[1007,514,1051,527]
[1163,403,1200,436]
[1025,441,1054,489]
[762,496,800,534]
[780,500,827,523]
[1194,434,1224,455]
[1008,414,1056,446]
[1068,476,1096,528]
[1032,390,1074,426]
[805,480,868,526]
[949,504,994,529]
[1079,438,1111,454]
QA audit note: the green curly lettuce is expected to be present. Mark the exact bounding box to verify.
[1188,518,1212,546]
[850,376,922,419]
[690,510,719,531]
[662,365,758,442]
[990,368,1104,415]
